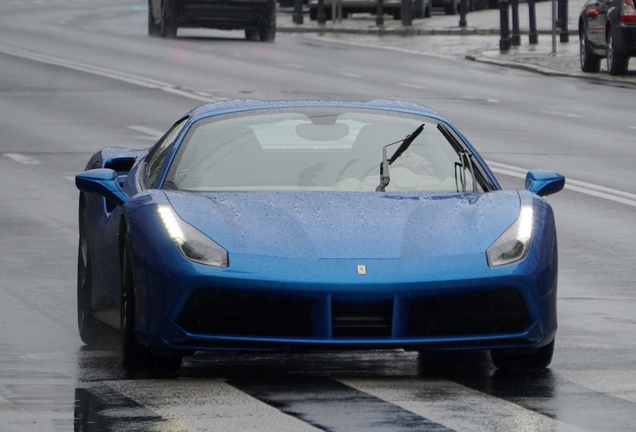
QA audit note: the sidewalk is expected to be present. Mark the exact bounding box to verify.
[276,0,636,86]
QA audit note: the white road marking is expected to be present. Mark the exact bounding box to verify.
[2,153,41,164]
[542,111,583,118]
[0,44,225,103]
[64,176,75,182]
[487,161,636,207]
[105,379,323,432]
[128,125,164,139]
[283,63,307,69]
[398,83,429,90]
[487,99,500,103]
[339,378,583,432]
[339,72,364,78]
[560,370,636,404]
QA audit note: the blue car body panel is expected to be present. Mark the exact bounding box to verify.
[78,99,558,355]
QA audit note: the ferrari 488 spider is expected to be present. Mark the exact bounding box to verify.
[75,99,564,375]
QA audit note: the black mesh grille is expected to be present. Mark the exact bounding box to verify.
[407,289,531,337]
[332,300,393,337]
[177,289,314,337]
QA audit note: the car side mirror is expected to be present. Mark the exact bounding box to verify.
[525,169,565,197]
[75,168,130,206]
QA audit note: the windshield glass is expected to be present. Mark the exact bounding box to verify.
[164,107,480,192]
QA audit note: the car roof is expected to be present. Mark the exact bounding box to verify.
[185,99,448,124]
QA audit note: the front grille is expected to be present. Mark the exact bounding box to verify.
[406,288,531,337]
[332,300,393,337]
[177,289,314,337]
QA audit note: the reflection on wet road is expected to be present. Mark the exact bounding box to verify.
[73,335,636,431]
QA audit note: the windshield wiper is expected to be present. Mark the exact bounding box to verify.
[375,124,425,192]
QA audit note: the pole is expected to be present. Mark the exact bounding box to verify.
[558,0,569,42]
[511,0,520,46]
[293,0,303,24]
[377,0,384,25]
[459,0,468,27]
[402,0,413,26]
[499,0,511,51]
[318,0,326,24]
[551,0,557,54]
[528,0,538,44]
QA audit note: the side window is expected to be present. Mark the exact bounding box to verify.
[144,117,189,189]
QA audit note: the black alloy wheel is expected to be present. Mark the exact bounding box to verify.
[121,238,182,375]
[490,339,555,372]
[77,206,104,345]
[160,0,179,39]
[607,30,629,76]
[148,0,161,36]
[580,31,601,73]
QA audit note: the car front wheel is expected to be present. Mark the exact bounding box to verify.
[259,24,276,42]
[580,32,600,73]
[121,238,182,375]
[160,0,178,38]
[77,207,104,345]
[491,339,555,372]
[148,0,161,36]
[607,31,629,76]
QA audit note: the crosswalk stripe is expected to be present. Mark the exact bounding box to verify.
[338,377,583,432]
[105,379,323,432]
[560,370,636,404]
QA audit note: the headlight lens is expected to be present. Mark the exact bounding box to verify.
[157,205,228,268]
[487,205,534,268]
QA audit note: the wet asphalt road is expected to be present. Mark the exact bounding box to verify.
[1,0,636,430]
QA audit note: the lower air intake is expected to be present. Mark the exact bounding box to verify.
[178,289,314,337]
[407,288,531,337]
[332,300,393,337]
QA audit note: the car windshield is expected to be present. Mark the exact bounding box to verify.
[164,107,482,192]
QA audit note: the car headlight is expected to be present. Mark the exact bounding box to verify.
[486,205,534,268]
[157,204,228,268]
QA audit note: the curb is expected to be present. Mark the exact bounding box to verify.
[278,25,580,36]
[466,53,636,87]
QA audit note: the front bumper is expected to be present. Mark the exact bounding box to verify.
[176,0,276,29]
[132,252,558,354]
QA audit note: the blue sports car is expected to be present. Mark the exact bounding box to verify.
[75,99,565,375]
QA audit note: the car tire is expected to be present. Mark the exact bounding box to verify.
[490,339,555,372]
[474,0,489,10]
[121,238,182,375]
[160,0,178,39]
[444,0,458,14]
[259,24,276,42]
[607,30,629,76]
[148,0,161,36]
[77,205,104,345]
[245,28,258,40]
[310,6,333,20]
[580,32,601,73]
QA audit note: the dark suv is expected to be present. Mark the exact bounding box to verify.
[579,0,636,75]
[148,0,277,41]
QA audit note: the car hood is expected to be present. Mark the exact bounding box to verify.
[165,191,521,260]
